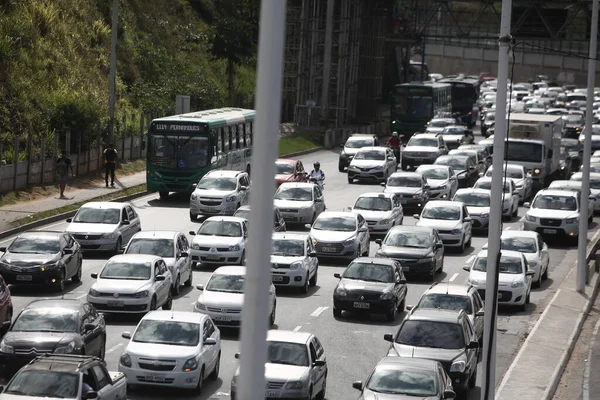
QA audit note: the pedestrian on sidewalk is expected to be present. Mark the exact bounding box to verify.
[55,149,74,199]
[103,144,118,188]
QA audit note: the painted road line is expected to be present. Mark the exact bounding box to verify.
[449,272,459,282]
[293,325,302,332]
[76,293,88,300]
[310,306,329,317]
[106,343,123,354]
[583,318,600,400]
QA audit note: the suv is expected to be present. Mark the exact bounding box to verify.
[522,189,582,242]
[384,309,479,398]
[338,134,379,172]
[408,282,485,344]
[401,133,447,170]
[189,170,250,221]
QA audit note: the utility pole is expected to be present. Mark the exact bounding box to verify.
[578,0,599,293]
[481,0,512,399]
[108,0,119,146]
[320,0,335,125]
[237,1,286,400]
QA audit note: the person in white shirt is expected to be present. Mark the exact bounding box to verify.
[308,161,325,188]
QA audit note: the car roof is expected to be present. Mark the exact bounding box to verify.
[348,133,377,138]
[487,163,524,171]
[572,172,600,180]
[25,298,83,311]
[455,188,491,196]
[212,266,247,276]
[350,257,397,266]
[476,249,524,259]
[423,200,462,208]
[389,171,422,178]
[272,232,309,241]
[437,154,469,160]
[204,216,247,223]
[412,133,439,139]
[443,125,466,130]
[142,310,205,324]
[430,118,456,122]
[449,149,476,155]
[267,329,312,344]
[205,170,243,178]
[131,231,180,240]
[537,189,578,198]
[501,230,539,239]
[18,231,63,238]
[407,308,464,323]
[376,356,440,371]
[24,354,98,373]
[356,146,387,152]
[388,225,434,235]
[416,164,450,171]
[425,282,473,296]
[276,158,298,164]
[80,201,127,210]
[316,211,355,219]
[278,182,315,189]
[550,181,581,187]
[107,254,159,263]
[356,192,396,199]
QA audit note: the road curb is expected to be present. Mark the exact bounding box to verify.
[280,147,324,159]
[0,189,150,241]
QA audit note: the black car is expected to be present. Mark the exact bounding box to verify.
[0,299,106,376]
[384,309,479,398]
[352,356,456,399]
[375,226,444,281]
[434,155,479,188]
[0,231,83,292]
[333,257,408,321]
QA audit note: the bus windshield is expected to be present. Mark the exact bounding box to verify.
[451,85,477,109]
[148,134,209,169]
[392,95,433,118]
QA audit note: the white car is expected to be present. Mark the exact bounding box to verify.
[548,180,595,221]
[274,182,326,225]
[425,118,456,134]
[484,163,533,202]
[123,230,193,295]
[66,202,142,254]
[88,254,173,313]
[350,192,404,236]
[522,189,582,243]
[119,311,220,392]
[473,177,519,218]
[414,200,472,252]
[271,233,319,293]
[571,171,600,212]
[483,230,550,288]
[189,170,251,220]
[347,146,398,184]
[189,217,248,267]
[194,266,277,328]
[415,164,459,200]
[309,212,370,260]
[464,250,534,311]
[452,188,491,231]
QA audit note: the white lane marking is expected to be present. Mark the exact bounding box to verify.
[583,318,600,400]
[310,306,329,317]
[293,325,302,332]
[106,343,123,354]
[466,255,476,265]
[504,226,511,230]
[215,392,230,397]
[449,272,459,282]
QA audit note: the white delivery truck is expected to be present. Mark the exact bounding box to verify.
[505,113,563,191]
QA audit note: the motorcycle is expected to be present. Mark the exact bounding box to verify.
[387,145,401,165]
[309,176,325,189]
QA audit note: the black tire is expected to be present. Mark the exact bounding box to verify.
[386,304,397,321]
[150,296,157,311]
[209,354,220,381]
[309,268,318,286]
[190,212,198,222]
[113,237,122,256]
[401,162,408,171]
[542,265,549,280]
[99,335,106,360]
[55,269,66,292]
[333,307,342,318]
[316,374,327,400]
[469,367,477,388]
[397,298,405,313]
[460,235,466,253]
[519,302,526,312]
[301,274,310,294]
[535,272,542,288]
[184,270,193,287]
[270,302,276,326]
[195,367,205,394]
[526,292,530,304]
[465,235,471,248]
[429,267,436,282]
[162,292,173,310]
[362,244,369,257]
[72,258,82,283]
[338,162,345,173]
[172,275,181,296]
[347,176,353,184]
[512,203,518,217]
[238,250,245,266]
[159,191,169,200]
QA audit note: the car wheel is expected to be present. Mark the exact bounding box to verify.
[270,302,276,326]
[316,374,327,400]
[113,237,122,256]
[301,273,310,294]
[512,203,518,217]
[209,353,220,380]
[466,234,471,248]
[172,275,181,296]
[150,296,157,311]
[460,235,466,253]
[190,212,198,222]
[55,270,66,292]
[184,270,193,287]
[535,272,542,288]
[429,267,435,282]
[542,264,549,280]
[386,303,397,321]
[309,268,318,286]
[238,250,246,266]
[338,162,345,173]
[526,292,531,304]
[397,298,405,313]
[469,366,477,388]
[162,292,173,310]
[519,302,527,312]
[333,307,342,318]
[195,367,205,394]
[159,191,169,200]
[347,176,353,184]
[72,258,82,283]
[590,213,594,223]
[99,335,106,360]
[362,244,369,257]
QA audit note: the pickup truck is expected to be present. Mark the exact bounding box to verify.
[0,354,127,400]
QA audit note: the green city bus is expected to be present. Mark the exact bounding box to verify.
[390,82,452,140]
[146,108,256,199]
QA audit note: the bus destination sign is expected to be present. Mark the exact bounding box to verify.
[152,123,203,132]
[396,86,431,95]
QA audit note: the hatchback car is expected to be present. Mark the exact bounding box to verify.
[474,177,520,218]
[234,205,287,232]
[414,201,472,252]
[434,155,479,188]
[189,216,248,266]
[119,311,221,392]
[415,164,459,200]
[309,212,370,260]
[0,231,83,292]
[274,182,326,226]
[484,163,533,203]
[333,257,408,321]
[383,172,431,210]
[522,189,582,242]
[274,158,308,187]
[348,147,398,183]
[270,233,319,293]
[123,230,193,295]
[375,226,444,280]
[339,134,379,172]
[452,188,491,231]
[401,134,448,170]
[230,330,327,400]
[189,170,250,220]
[66,201,141,254]
[350,192,404,236]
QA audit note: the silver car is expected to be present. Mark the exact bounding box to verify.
[274,182,326,225]
[474,177,519,219]
[484,163,533,203]
[548,180,595,221]
[348,147,398,184]
[189,170,251,220]
[230,330,327,400]
[415,165,459,200]
[453,188,491,231]
[270,233,319,293]
[309,212,370,260]
[522,189,582,242]
[350,192,404,236]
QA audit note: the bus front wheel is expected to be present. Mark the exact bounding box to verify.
[159,191,169,200]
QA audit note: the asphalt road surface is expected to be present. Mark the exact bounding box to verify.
[0,142,592,400]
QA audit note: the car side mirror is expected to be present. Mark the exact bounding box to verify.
[384,333,394,342]
[449,176,456,181]
[339,143,345,148]
[380,182,386,187]
[468,341,479,349]
[84,323,96,332]
[443,389,456,399]
[358,227,368,233]
[424,184,430,189]
[591,196,596,201]
[464,216,472,222]
[240,186,249,191]
[476,310,485,317]
[91,273,98,279]
[234,352,241,359]
[334,273,342,279]
[192,183,197,190]
[189,231,196,235]
[84,392,99,400]
[468,166,475,170]
[398,278,407,284]
[313,360,326,367]
[196,284,204,291]
[305,224,312,229]
[513,191,520,195]
[66,218,72,223]
[413,214,420,220]
[523,202,531,208]
[179,252,189,258]
[204,337,217,346]
[463,265,470,272]
[526,270,535,276]
[314,198,323,203]
[309,251,317,257]
[2,321,10,329]
[352,381,363,391]
[375,239,382,246]
[155,275,166,281]
[63,249,73,255]
[435,243,443,249]
[121,332,131,339]
[121,220,130,225]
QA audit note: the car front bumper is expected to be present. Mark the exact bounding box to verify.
[475,286,528,306]
[194,304,242,327]
[87,295,152,314]
[271,269,309,287]
[348,168,386,181]
[71,236,119,251]
[0,266,65,286]
[470,215,490,231]
[190,248,244,265]
[279,208,314,224]
[313,241,359,259]
[522,220,579,237]
[190,199,237,216]
[333,296,396,315]
[119,365,201,389]
[437,231,465,247]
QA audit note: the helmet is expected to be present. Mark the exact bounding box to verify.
[392,131,399,137]
[314,161,320,167]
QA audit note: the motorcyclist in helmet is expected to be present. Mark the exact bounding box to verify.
[386,131,402,164]
[309,162,325,188]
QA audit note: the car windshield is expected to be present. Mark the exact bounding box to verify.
[133,320,200,346]
[12,308,78,332]
[343,262,394,283]
[417,294,473,314]
[501,237,537,253]
[419,168,448,180]
[421,206,461,220]
[126,238,174,258]
[473,256,523,274]
[563,115,584,124]
[408,137,438,147]
[73,207,120,224]
[234,209,251,220]
[197,221,242,237]
[275,187,312,201]
[275,162,294,175]
[532,194,577,211]
[454,192,490,207]
[429,119,452,127]
[100,261,152,280]
[395,320,465,350]
[354,197,392,211]
[272,239,304,257]
[573,175,600,189]
[197,177,237,191]
[312,216,356,232]
[387,176,421,187]
[366,367,438,397]
[8,235,60,254]
[384,232,430,249]
[476,181,510,193]
[206,273,245,293]
[443,127,465,135]
[267,341,309,366]
[4,370,79,398]
[345,138,373,148]
[436,157,467,170]
[550,184,580,193]
[354,150,385,160]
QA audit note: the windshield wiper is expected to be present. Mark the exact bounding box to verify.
[268,360,303,366]
[401,245,427,249]
[30,394,65,399]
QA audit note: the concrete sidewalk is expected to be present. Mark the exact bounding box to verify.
[0,171,146,232]
[496,231,600,400]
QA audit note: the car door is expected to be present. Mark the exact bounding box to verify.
[421,176,430,203]
[274,209,286,232]
[79,304,99,356]
[90,364,117,400]
[307,239,318,276]
[462,317,479,373]
[155,261,170,305]
[239,175,251,204]
[433,231,444,268]
[126,206,141,239]
[179,235,192,283]
[523,257,533,289]
[392,262,406,303]
[537,234,550,272]
[174,235,187,285]
[471,290,485,340]
[448,167,459,197]
[392,195,403,224]
[462,206,472,240]
[309,338,326,392]
[0,278,8,324]
[59,234,75,278]
[356,214,369,251]
[119,208,132,242]
[314,185,325,214]
[203,319,219,372]
[510,181,519,210]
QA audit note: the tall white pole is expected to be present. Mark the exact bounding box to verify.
[578,0,599,293]
[482,0,512,399]
[238,2,286,400]
[108,0,118,145]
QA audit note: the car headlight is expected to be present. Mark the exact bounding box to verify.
[533,168,541,175]
[88,288,101,297]
[336,288,347,297]
[286,381,304,389]
[182,357,199,372]
[54,341,76,354]
[103,232,117,239]
[380,291,394,300]
[566,217,579,224]
[480,213,489,218]
[525,214,537,222]
[451,228,462,234]
[468,278,480,286]
[229,244,241,251]
[192,243,200,250]
[290,261,303,270]
[41,262,61,270]
[418,257,435,264]
[191,194,197,200]
[226,196,236,202]
[436,184,447,190]
[372,165,384,170]
[120,353,132,367]
[135,290,149,298]
[343,237,357,246]
[311,237,317,245]
[0,341,14,354]
[195,301,206,311]
[378,219,391,225]
[450,359,466,373]
[511,280,524,288]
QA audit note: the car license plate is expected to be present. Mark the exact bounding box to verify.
[543,229,557,234]
[354,302,370,309]
[147,375,165,382]
[205,256,220,260]
[266,391,278,398]
[272,275,284,282]
[402,266,410,272]
[322,247,337,253]
[107,300,124,307]
[16,275,32,281]
[213,315,232,322]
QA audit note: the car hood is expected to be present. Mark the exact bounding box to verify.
[470,269,522,285]
[339,278,394,293]
[66,223,118,234]
[235,363,309,382]
[384,187,421,196]
[388,343,464,364]
[441,135,462,143]
[404,146,439,154]
[310,229,356,243]
[361,390,441,400]
[525,208,579,220]
[198,290,244,308]
[192,189,235,198]
[273,199,314,210]
[425,178,449,189]
[425,127,445,134]
[191,235,243,247]
[349,159,385,168]
[466,206,490,216]
[125,341,198,359]
[270,255,305,265]
[416,218,462,230]
[275,174,295,184]
[351,209,393,220]
[379,246,432,259]
[93,278,152,294]
[0,252,60,266]
[2,331,78,352]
